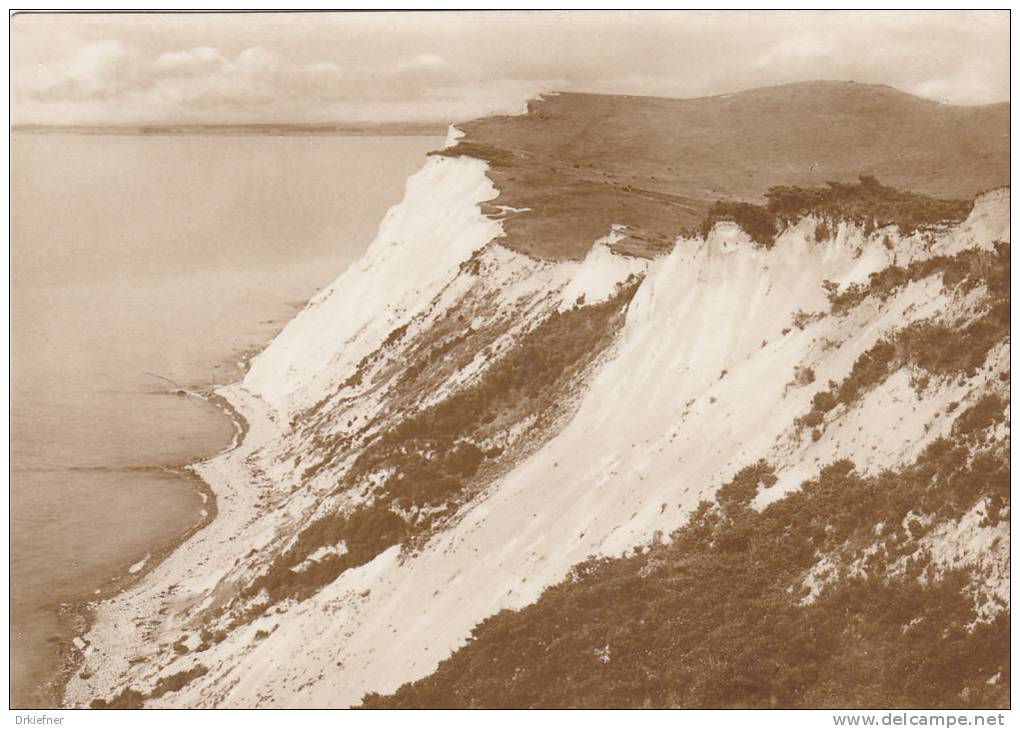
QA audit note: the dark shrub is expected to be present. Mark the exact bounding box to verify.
[90,688,146,709]
[952,395,1006,438]
[701,177,972,254]
[701,202,778,248]
[811,389,838,413]
[150,665,209,699]
[716,461,777,513]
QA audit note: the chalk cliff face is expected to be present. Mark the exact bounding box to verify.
[65,83,1010,709]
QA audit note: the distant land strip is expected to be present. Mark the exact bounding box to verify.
[12,122,450,136]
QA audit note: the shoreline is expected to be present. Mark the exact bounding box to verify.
[12,132,445,710]
[50,388,250,708]
[57,377,283,709]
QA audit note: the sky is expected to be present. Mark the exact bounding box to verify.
[10,10,1010,126]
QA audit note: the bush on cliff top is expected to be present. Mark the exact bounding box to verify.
[701,177,972,248]
[765,176,972,233]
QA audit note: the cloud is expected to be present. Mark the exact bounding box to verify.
[10,37,628,125]
[908,59,1004,105]
[155,45,225,71]
[752,36,832,70]
[11,40,541,125]
[10,12,1008,126]
[395,53,449,71]
[16,40,135,102]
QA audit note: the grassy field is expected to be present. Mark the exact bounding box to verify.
[440,82,1008,259]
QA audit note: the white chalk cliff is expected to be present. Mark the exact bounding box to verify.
[64,86,1010,709]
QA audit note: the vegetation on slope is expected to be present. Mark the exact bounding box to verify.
[828,242,1009,314]
[798,243,1009,436]
[90,665,209,709]
[361,416,1009,708]
[239,282,641,609]
[359,222,1010,710]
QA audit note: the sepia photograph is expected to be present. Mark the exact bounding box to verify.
[8,9,1011,717]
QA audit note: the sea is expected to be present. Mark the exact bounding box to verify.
[9,131,444,707]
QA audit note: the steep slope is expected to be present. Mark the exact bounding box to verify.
[365,216,1010,708]
[65,134,651,709]
[63,85,1009,709]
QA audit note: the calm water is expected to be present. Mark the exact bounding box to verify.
[10,132,443,707]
